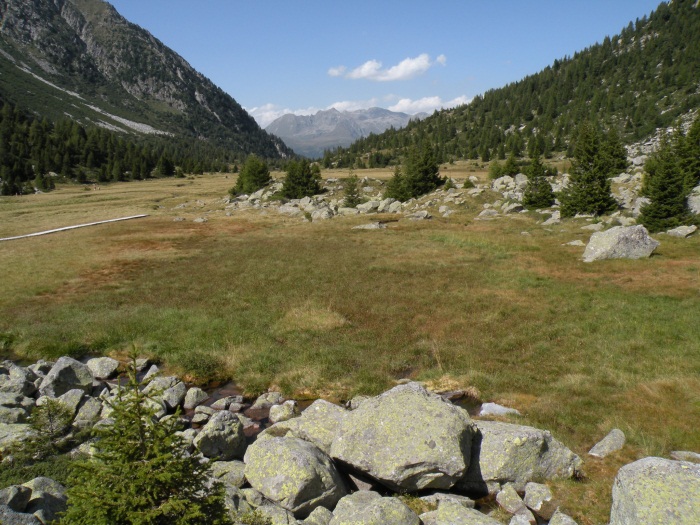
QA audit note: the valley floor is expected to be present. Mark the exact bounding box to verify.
[0,167,698,524]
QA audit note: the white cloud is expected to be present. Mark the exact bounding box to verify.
[327,65,346,77]
[388,95,471,114]
[334,53,444,82]
[328,98,380,112]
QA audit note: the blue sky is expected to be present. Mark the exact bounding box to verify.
[108,1,663,127]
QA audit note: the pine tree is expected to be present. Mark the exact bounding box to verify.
[61,361,230,525]
[232,154,271,195]
[639,133,691,232]
[342,171,362,208]
[559,122,618,217]
[281,159,321,199]
[384,165,411,201]
[523,155,555,209]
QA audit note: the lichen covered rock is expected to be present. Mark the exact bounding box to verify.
[330,382,476,491]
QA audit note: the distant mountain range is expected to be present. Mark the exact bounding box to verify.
[0,0,290,158]
[265,108,428,158]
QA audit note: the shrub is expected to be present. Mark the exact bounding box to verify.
[281,159,321,199]
[61,359,231,525]
[343,172,362,208]
[232,155,271,196]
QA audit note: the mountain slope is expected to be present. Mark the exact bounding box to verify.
[333,0,700,166]
[0,0,291,158]
[265,108,425,158]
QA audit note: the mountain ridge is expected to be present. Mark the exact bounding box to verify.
[0,0,291,158]
[265,107,427,158]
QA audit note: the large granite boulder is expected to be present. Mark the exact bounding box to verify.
[459,421,582,495]
[259,399,349,454]
[610,457,700,525]
[328,491,420,525]
[244,436,347,518]
[193,411,245,460]
[38,357,93,398]
[330,383,476,492]
[0,423,34,453]
[582,225,659,262]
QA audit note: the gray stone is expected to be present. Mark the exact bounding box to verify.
[193,411,245,460]
[22,477,66,498]
[346,396,370,410]
[523,482,556,519]
[459,421,582,496]
[56,388,85,419]
[329,491,420,525]
[563,240,585,247]
[0,406,29,424]
[27,360,53,378]
[183,387,209,409]
[351,222,386,230]
[337,207,360,216]
[582,225,659,262]
[38,357,93,398]
[162,381,187,411]
[496,484,527,515]
[255,504,298,525]
[142,376,178,395]
[478,209,499,218]
[191,412,210,425]
[549,508,579,525]
[208,460,246,488]
[357,201,380,213]
[479,402,521,417]
[269,400,299,424]
[86,357,120,379]
[303,505,333,525]
[670,450,700,462]
[251,391,284,409]
[666,225,697,238]
[420,501,502,525]
[0,486,31,512]
[509,512,535,525]
[244,436,347,518]
[0,505,42,525]
[24,490,67,524]
[73,397,103,428]
[0,423,34,453]
[141,364,160,382]
[0,376,36,397]
[405,210,431,220]
[419,493,475,509]
[610,457,700,525]
[588,428,625,458]
[542,211,561,225]
[330,382,475,492]
[222,485,252,516]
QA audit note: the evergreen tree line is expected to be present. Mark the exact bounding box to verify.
[0,101,270,195]
[324,0,700,168]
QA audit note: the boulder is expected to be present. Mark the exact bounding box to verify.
[0,486,31,512]
[208,460,246,488]
[351,222,386,230]
[38,357,93,398]
[193,411,246,460]
[523,482,557,519]
[329,491,420,525]
[259,399,349,454]
[420,501,502,525]
[303,506,333,525]
[419,493,474,509]
[255,504,298,525]
[330,382,475,492]
[161,381,187,411]
[73,397,103,428]
[582,225,659,263]
[244,436,347,518]
[670,450,700,462]
[56,389,85,419]
[183,387,209,409]
[251,391,284,409]
[458,420,582,496]
[86,357,120,379]
[588,428,625,458]
[269,400,299,424]
[0,506,41,525]
[666,225,697,238]
[0,423,33,452]
[496,483,528,515]
[549,508,579,525]
[479,402,521,417]
[610,457,700,525]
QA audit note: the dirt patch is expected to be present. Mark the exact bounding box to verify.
[274,303,349,333]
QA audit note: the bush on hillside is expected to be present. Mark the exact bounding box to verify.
[384,145,443,201]
[232,154,271,196]
[281,159,322,199]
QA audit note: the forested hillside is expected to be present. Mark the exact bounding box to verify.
[329,0,700,167]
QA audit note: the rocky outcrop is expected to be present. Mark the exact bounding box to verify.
[610,457,700,525]
[330,383,476,492]
[192,411,246,460]
[582,225,659,262]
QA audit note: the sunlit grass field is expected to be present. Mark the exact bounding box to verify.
[1,166,698,524]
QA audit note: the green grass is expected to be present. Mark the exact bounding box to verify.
[1,173,699,524]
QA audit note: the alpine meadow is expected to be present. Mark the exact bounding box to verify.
[0,1,699,525]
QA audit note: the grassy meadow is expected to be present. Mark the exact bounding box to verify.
[1,164,699,524]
